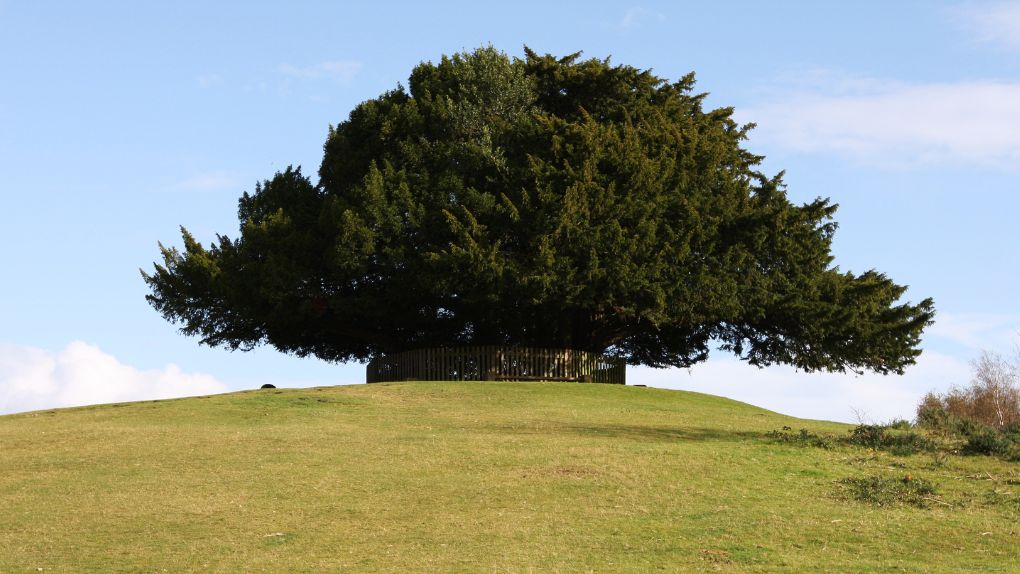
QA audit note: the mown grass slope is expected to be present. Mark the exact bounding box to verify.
[1,382,1018,573]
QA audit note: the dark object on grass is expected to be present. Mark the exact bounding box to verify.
[260,383,276,389]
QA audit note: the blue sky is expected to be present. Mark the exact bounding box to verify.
[2,1,1018,421]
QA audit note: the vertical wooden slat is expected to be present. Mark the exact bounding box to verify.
[364,346,626,385]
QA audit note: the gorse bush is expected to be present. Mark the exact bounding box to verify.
[845,424,936,456]
[766,427,833,449]
[838,475,940,508]
[961,426,1020,460]
[916,396,981,437]
[884,418,913,431]
[767,423,935,455]
[916,408,1020,462]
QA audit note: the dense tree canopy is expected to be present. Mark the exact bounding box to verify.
[143,47,934,373]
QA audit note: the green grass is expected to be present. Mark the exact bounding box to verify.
[1,381,1018,573]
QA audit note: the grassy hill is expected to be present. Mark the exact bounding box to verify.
[1,382,1018,573]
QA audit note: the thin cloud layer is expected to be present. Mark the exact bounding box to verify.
[196,72,224,88]
[955,1,1020,51]
[278,60,362,83]
[629,351,972,424]
[163,170,239,193]
[0,341,229,415]
[928,312,1020,352]
[619,7,665,30]
[741,76,1020,169]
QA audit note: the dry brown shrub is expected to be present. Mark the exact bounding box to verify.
[919,351,1020,430]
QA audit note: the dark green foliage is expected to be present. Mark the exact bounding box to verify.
[961,427,1020,460]
[845,424,936,456]
[766,427,833,449]
[915,351,1020,461]
[142,47,934,369]
[885,418,913,431]
[916,402,982,437]
[768,423,935,456]
[838,475,940,508]
[917,403,1020,462]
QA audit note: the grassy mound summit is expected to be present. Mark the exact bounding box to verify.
[1,382,1017,572]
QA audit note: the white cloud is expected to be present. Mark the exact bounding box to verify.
[156,170,239,193]
[196,72,224,88]
[927,312,1020,352]
[954,1,1020,51]
[629,351,972,424]
[620,7,665,30]
[0,341,229,415]
[278,60,362,84]
[740,75,1020,169]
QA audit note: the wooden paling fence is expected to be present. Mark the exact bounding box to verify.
[366,346,626,385]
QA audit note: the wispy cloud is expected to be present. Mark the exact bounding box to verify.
[0,341,229,415]
[740,72,1020,169]
[630,351,971,424]
[196,72,224,88]
[620,7,665,30]
[927,312,1020,352]
[156,170,239,193]
[953,1,1020,51]
[278,60,362,84]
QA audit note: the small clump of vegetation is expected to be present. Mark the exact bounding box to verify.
[767,422,936,456]
[765,426,833,449]
[844,423,937,456]
[960,426,1020,460]
[837,474,942,508]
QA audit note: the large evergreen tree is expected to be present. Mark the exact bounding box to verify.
[143,47,934,373]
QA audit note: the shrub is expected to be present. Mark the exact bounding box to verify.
[845,424,936,456]
[962,428,1009,456]
[766,427,834,449]
[768,424,936,456]
[962,427,1020,460]
[838,475,940,508]
[918,351,1020,431]
[916,349,1020,461]
[885,418,913,431]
